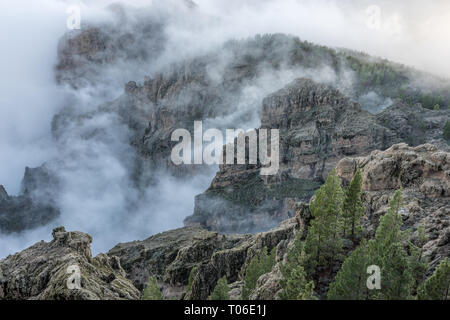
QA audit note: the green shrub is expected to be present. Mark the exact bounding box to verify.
[444,121,450,142]
[142,276,163,300]
[209,276,230,300]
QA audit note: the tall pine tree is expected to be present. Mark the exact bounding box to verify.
[304,169,344,276]
[329,190,417,300]
[242,247,275,299]
[409,225,428,293]
[369,190,404,261]
[327,240,371,300]
[209,276,230,300]
[280,232,315,300]
[142,275,164,300]
[342,169,364,241]
[418,258,450,300]
[367,190,414,300]
[378,242,414,299]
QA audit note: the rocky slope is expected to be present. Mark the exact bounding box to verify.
[337,143,449,269]
[0,226,139,300]
[194,143,449,300]
[54,32,450,186]
[0,144,448,300]
[377,101,450,148]
[108,218,300,300]
[187,78,450,233]
[249,143,449,300]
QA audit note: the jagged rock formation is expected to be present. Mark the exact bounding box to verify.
[184,175,320,233]
[243,143,450,299]
[187,78,449,233]
[53,32,450,188]
[0,166,60,234]
[261,78,397,180]
[56,0,199,89]
[337,143,450,269]
[108,218,301,300]
[56,6,167,89]
[0,144,448,300]
[0,227,140,300]
[6,19,450,264]
[49,31,450,231]
[377,101,450,149]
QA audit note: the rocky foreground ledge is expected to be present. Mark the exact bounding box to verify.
[0,227,140,300]
[0,143,448,300]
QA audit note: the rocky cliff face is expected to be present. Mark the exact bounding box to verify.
[55,8,166,89]
[209,143,449,300]
[55,33,444,188]
[337,143,449,269]
[4,23,450,279]
[0,144,448,300]
[187,78,449,233]
[260,78,397,180]
[0,227,139,300]
[9,32,448,234]
[108,218,299,300]
[377,101,450,149]
[0,166,60,234]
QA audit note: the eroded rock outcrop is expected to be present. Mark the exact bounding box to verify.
[188,78,449,233]
[186,78,393,232]
[1,144,447,300]
[109,217,300,300]
[377,101,450,149]
[56,9,166,89]
[261,78,397,180]
[0,166,60,234]
[247,144,449,299]
[337,143,450,269]
[0,227,140,300]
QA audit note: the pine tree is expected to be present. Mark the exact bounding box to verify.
[304,169,344,275]
[369,190,404,261]
[242,254,260,299]
[444,120,450,142]
[378,242,414,300]
[367,190,414,300]
[260,247,276,273]
[342,169,364,241]
[142,275,164,300]
[328,240,371,300]
[242,247,275,299]
[186,265,198,294]
[209,276,230,300]
[418,258,450,300]
[298,281,316,300]
[280,232,315,300]
[281,262,315,300]
[409,225,428,292]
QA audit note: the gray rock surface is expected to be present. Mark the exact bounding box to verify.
[0,144,448,300]
[109,219,299,300]
[0,166,60,234]
[337,143,450,269]
[0,227,140,300]
[188,78,449,232]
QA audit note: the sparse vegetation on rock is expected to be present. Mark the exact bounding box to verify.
[209,276,230,300]
[142,276,163,300]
